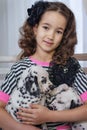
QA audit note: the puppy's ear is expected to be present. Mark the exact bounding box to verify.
[34,76,38,86]
[70,100,77,109]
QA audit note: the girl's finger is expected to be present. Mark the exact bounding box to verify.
[22,121,37,125]
[17,112,35,119]
[19,107,34,114]
[17,115,34,121]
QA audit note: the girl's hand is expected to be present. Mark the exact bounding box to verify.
[17,104,50,125]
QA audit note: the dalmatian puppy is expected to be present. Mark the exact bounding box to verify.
[47,84,81,110]
[47,84,87,130]
[5,65,54,130]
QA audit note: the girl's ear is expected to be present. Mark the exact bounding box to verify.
[33,24,38,35]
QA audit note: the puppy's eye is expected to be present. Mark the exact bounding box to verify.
[41,77,47,84]
[31,86,37,92]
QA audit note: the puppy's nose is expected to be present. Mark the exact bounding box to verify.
[49,85,54,90]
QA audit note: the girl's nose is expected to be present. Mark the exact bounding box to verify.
[47,31,54,40]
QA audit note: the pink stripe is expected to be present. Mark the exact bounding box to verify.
[0,91,10,103]
[29,57,50,66]
[56,125,71,130]
[80,91,87,102]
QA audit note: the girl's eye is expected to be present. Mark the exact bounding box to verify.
[43,26,49,30]
[57,31,63,34]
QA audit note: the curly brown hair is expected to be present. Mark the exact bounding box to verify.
[18,1,77,65]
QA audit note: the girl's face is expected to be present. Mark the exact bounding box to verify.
[34,11,67,56]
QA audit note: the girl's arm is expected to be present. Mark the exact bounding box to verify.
[17,102,87,125]
[0,101,41,130]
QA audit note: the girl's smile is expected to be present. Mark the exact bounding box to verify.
[43,40,53,46]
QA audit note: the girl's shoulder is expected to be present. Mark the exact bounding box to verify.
[66,57,81,70]
[51,57,81,73]
[11,57,34,71]
[14,57,32,66]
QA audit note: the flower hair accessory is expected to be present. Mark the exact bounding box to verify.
[27,1,49,26]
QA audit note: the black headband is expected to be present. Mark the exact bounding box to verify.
[27,1,49,26]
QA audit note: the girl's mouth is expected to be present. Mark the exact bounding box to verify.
[44,40,53,45]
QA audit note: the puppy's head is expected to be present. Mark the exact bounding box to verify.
[31,66,55,94]
[18,65,54,96]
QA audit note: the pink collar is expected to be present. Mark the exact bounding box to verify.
[29,56,50,67]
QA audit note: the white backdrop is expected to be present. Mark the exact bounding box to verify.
[0,0,87,56]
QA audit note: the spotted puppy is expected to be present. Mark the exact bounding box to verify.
[47,84,87,130]
[5,65,53,130]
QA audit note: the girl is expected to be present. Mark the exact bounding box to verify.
[0,1,87,130]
